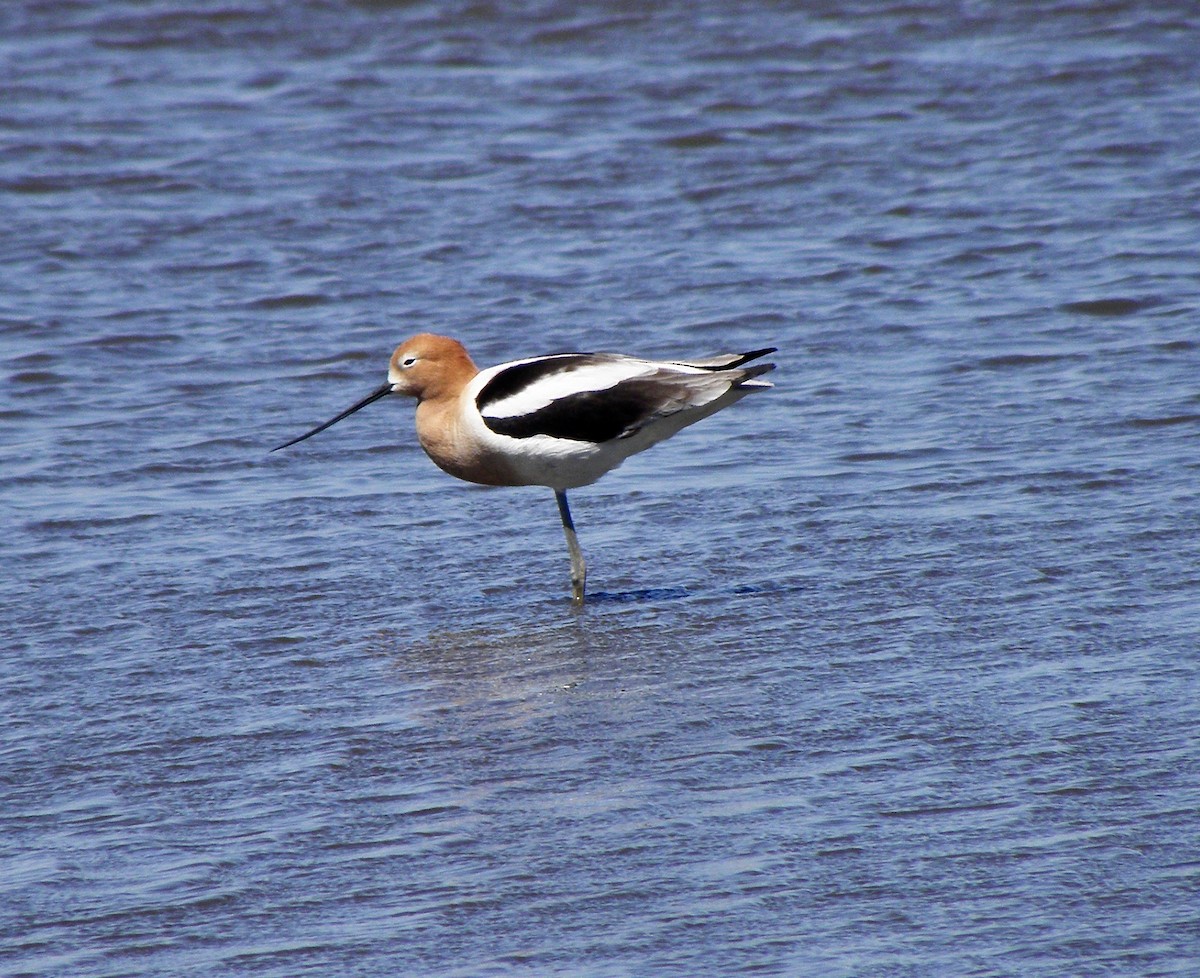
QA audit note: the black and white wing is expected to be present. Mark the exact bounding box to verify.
[475,349,775,444]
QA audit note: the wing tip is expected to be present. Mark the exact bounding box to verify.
[682,346,778,371]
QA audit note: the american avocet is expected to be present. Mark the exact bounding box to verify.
[273,334,775,603]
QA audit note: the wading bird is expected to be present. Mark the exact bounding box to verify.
[273,334,775,603]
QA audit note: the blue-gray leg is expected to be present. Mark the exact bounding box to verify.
[555,490,587,604]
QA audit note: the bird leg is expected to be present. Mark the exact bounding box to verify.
[555,490,587,604]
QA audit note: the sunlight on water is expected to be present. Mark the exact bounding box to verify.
[3,2,1199,976]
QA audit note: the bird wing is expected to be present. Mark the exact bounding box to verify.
[476,354,754,444]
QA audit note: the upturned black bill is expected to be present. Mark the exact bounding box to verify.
[271,382,394,452]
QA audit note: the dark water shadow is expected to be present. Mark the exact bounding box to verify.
[583,586,691,604]
[572,580,807,607]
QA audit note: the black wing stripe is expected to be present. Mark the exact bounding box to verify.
[483,385,656,442]
[475,354,600,413]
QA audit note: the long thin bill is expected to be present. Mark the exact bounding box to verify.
[271,381,395,452]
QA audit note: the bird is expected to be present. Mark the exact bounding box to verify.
[272,333,775,603]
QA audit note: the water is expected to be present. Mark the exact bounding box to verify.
[3,2,1199,975]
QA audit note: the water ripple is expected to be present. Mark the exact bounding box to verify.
[3,2,1200,977]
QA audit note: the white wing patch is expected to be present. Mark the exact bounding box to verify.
[480,357,662,420]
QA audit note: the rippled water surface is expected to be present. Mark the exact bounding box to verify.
[4,2,1200,975]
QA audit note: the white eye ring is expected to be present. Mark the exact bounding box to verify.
[400,356,418,368]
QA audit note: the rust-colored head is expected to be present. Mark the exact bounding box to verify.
[271,334,479,452]
[387,333,479,402]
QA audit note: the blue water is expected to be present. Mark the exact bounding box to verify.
[3,2,1200,975]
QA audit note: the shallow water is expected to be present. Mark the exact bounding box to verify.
[3,2,1200,975]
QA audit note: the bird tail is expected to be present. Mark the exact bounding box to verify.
[735,361,776,388]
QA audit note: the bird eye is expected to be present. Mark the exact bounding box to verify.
[401,356,418,368]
